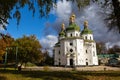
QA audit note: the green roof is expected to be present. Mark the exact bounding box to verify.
[59,31,65,37]
[55,42,60,47]
[66,23,80,31]
[61,37,83,41]
[81,27,93,35]
[84,40,95,42]
[98,54,119,58]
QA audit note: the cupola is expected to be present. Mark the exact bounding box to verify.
[66,13,80,31]
[81,20,92,35]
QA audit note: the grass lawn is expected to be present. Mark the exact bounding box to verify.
[0,68,120,80]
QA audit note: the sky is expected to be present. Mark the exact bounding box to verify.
[0,0,120,56]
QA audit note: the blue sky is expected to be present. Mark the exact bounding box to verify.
[6,5,56,40]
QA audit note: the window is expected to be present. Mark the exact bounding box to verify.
[90,36,91,40]
[86,50,87,53]
[70,42,73,46]
[59,62,61,65]
[59,51,60,54]
[71,34,72,37]
[85,36,87,40]
[70,49,73,52]
[93,51,95,56]
[76,34,78,36]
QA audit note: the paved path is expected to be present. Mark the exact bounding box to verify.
[22,66,120,71]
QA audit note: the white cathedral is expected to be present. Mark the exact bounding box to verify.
[54,14,98,67]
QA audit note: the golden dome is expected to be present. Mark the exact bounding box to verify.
[61,23,65,30]
[69,13,76,23]
[84,20,88,27]
[72,13,76,18]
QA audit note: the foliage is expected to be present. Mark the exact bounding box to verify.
[40,50,54,66]
[96,42,106,54]
[12,35,43,66]
[102,0,120,33]
[0,35,14,61]
[107,45,120,54]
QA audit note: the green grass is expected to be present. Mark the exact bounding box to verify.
[0,68,120,80]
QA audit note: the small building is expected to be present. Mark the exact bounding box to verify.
[98,54,120,66]
[54,14,98,67]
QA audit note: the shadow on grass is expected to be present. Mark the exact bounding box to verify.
[0,76,6,80]
[0,69,120,80]
[76,71,120,77]
[0,69,88,80]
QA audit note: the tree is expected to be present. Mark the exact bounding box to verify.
[12,35,43,67]
[42,50,53,66]
[107,45,120,54]
[0,35,14,61]
[0,0,120,33]
[96,42,106,54]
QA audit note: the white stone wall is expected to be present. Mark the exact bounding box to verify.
[76,39,85,65]
[82,34,93,40]
[60,40,67,65]
[54,47,60,65]
[66,30,80,37]
[92,43,99,65]
[84,42,93,65]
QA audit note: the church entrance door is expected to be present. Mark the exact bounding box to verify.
[86,62,88,66]
[70,59,73,67]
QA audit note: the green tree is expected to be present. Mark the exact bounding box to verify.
[12,35,43,67]
[0,35,14,61]
[0,0,120,32]
[107,45,120,54]
[42,50,53,66]
[96,42,106,54]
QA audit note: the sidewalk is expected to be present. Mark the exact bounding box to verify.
[23,66,120,71]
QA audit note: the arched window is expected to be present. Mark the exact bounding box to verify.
[90,36,91,40]
[85,36,87,40]
[70,42,73,46]
[93,51,95,56]
[59,62,61,65]
[59,51,60,54]
[76,34,78,36]
[71,33,72,37]
[70,49,73,52]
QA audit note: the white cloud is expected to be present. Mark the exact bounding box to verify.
[56,0,72,20]
[0,25,5,31]
[40,35,58,56]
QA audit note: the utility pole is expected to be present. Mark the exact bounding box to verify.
[4,48,8,70]
[15,46,18,70]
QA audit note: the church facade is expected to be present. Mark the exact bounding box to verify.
[54,14,98,67]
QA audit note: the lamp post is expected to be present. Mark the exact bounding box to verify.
[15,46,18,70]
[4,48,8,70]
